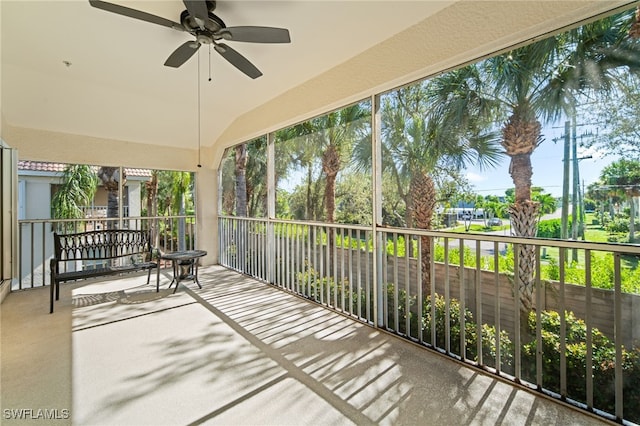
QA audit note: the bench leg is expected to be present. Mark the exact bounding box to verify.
[50,281,55,313]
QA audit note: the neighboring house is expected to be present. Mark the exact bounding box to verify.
[18,161,150,221]
[17,161,151,285]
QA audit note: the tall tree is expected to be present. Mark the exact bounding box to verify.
[145,170,159,247]
[235,144,248,217]
[582,75,640,159]
[51,164,97,232]
[280,104,369,225]
[97,166,126,229]
[245,137,268,217]
[380,74,502,291]
[275,124,324,220]
[313,103,370,224]
[456,10,640,314]
[599,159,640,242]
[170,171,192,251]
[532,191,558,217]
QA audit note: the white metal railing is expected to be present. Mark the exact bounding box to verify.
[219,215,640,425]
[17,215,196,290]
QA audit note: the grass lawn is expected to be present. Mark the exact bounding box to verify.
[446,213,632,267]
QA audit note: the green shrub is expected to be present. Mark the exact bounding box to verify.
[433,243,478,268]
[537,218,574,239]
[537,218,562,238]
[522,310,640,423]
[385,283,418,337]
[606,218,629,234]
[539,253,640,294]
[421,293,513,371]
[296,261,358,312]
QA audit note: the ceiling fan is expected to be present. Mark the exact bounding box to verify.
[89,0,291,79]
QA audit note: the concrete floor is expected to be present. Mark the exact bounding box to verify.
[1,265,612,425]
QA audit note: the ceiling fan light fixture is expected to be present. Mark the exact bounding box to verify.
[196,34,210,45]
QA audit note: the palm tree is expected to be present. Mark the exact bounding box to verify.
[599,159,640,242]
[51,164,97,232]
[145,170,159,247]
[235,143,248,217]
[381,76,502,291]
[170,171,192,251]
[275,123,325,220]
[97,166,126,230]
[484,198,508,222]
[278,103,369,264]
[245,137,268,217]
[533,192,558,218]
[312,103,370,224]
[459,10,640,313]
[481,42,560,292]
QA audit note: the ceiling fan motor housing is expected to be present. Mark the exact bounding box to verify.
[181,10,226,33]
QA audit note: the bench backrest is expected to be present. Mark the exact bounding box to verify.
[53,230,153,262]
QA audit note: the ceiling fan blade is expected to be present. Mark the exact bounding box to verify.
[220,27,291,43]
[164,41,200,68]
[89,1,183,31]
[183,0,209,28]
[214,43,262,79]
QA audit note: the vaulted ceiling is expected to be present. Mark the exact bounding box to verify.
[1,1,633,170]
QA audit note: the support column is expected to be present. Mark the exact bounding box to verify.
[196,166,219,265]
[267,133,276,284]
[372,94,384,327]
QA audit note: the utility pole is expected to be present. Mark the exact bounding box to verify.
[553,119,595,260]
[561,121,570,241]
[572,117,579,262]
[581,179,586,240]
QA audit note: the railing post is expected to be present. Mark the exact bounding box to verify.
[614,253,623,421]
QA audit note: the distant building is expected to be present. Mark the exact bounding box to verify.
[18,161,150,223]
[17,161,151,284]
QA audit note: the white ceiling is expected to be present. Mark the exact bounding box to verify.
[1,1,451,150]
[2,0,634,169]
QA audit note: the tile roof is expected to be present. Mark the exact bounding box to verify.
[18,161,152,178]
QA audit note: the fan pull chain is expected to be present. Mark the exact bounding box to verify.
[208,44,212,81]
[197,50,202,168]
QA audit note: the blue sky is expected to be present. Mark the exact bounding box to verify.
[466,124,616,198]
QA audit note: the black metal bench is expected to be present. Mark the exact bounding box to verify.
[49,229,158,313]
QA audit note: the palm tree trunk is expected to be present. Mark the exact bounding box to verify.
[410,171,436,294]
[508,200,539,308]
[177,193,186,251]
[97,166,125,230]
[145,171,159,249]
[502,108,541,340]
[235,144,248,217]
[322,144,340,223]
[305,166,312,219]
[322,144,340,258]
[234,144,248,271]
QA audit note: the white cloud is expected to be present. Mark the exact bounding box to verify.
[465,171,487,183]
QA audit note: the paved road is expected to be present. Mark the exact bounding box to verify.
[442,209,566,256]
[441,225,510,257]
